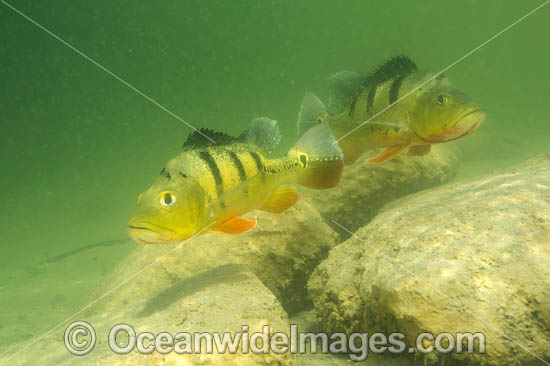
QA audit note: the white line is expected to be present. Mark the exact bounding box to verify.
[1,0,215,143]
[332,220,550,366]
[335,0,550,144]
[1,0,547,364]
[0,222,215,364]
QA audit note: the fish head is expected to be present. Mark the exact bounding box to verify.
[127,175,207,245]
[409,74,486,143]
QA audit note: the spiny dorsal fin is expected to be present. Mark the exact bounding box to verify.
[183,117,281,153]
[183,129,237,150]
[363,55,418,88]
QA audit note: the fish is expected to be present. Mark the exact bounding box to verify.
[127,117,344,244]
[297,55,486,164]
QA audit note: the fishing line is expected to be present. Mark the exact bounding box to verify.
[336,0,550,144]
[2,0,548,363]
[332,220,550,366]
[1,0,215,143]
[0,220,216,364]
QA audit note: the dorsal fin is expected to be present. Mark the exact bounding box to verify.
[363,55,418,88]
[239,117,281,153]
[327,71,363,114]
[183,129,237,150]
[183,117,281,153]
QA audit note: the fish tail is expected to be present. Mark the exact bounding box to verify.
[291,122,344,189]
[297,92,328,137]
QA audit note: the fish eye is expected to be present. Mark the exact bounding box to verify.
[160,192,176,207]
[437,94,448,106]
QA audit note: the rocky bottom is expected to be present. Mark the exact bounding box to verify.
[1,150,549,366]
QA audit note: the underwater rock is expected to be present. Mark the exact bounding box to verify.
[301,143,459,239]
[290,308,418,366]
[308,153,550,365]
[2,266,294,365]
[91,199,338,315]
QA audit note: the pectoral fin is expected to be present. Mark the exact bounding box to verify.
[368,144,409,163]
[260,185,298,213]
[212,216,257,234]
[408,144,431,156]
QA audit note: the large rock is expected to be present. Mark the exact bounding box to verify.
[308,154,550,365]
[291,308,420,366]
[92,199,338,315]
[301,143,460,239]
[2,265,294,365]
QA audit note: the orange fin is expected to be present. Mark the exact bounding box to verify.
[260,185,298,213]
[212,216,256,234]
[408,144,431,156]
[368,145,409,163]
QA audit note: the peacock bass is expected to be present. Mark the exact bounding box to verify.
[298,56,486,164]
[128,118,343,244]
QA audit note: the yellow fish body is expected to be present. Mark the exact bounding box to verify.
[128,118,343,244]
[298,56,486,164]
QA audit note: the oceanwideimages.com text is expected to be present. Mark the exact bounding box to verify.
[65,321,486,361]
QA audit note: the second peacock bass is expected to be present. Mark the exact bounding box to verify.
[298,56,486,164]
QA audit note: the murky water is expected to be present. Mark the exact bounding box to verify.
[1,1,549,364]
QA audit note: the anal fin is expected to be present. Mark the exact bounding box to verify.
[368,144,409,163]
[212,216,256,234]
[407,144,431,156]
[260,185,298,213]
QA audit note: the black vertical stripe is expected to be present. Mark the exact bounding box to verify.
[367,86,377,113]
[199,151,224,204]
[389,75,406,104]
[348,94,358,117]
[227,151,247,182]
[249,151,265,180]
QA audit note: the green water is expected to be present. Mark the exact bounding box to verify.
[1,0,549,362]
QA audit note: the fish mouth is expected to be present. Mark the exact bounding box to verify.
[127,223,178,244]
[414,109,486,144]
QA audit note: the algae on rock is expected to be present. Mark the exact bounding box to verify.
[308,153,550,366]
[302,143,460,239]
